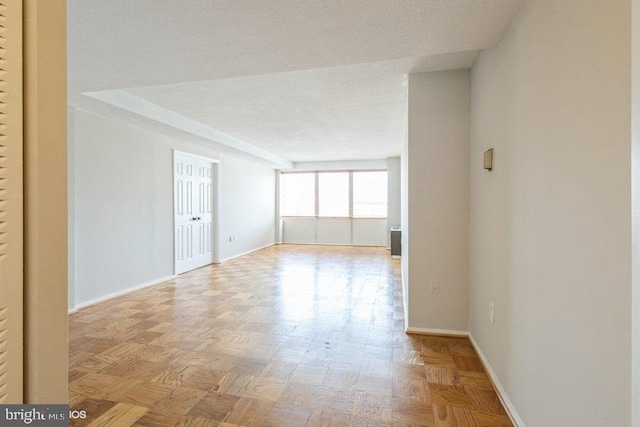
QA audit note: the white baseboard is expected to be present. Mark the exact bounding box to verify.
[69,274,176,313]
[219,242,276,263]
[405,326,469,337]
[468,333,525,427]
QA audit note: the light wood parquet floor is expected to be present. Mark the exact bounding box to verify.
[69,244,512,427]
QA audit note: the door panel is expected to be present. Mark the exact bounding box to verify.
[175,152,215,274]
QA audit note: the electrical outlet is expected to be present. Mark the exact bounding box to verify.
[489,302,494,324]
[234,234,238,241]
[430,281,440,294]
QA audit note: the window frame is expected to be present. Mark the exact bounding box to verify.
[280,169,388,219]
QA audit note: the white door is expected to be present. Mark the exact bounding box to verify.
[174,152,215,274]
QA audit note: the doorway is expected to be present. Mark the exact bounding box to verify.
[174,150,219,274]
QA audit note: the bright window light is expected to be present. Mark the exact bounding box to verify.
[353,171,388,217]
[318,172,349,217]
[281,170,388,218]
[281,173,315,216]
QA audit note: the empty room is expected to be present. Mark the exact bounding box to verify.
[3,0,640,426]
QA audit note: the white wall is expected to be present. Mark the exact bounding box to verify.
[283,217,317,243]
[282,217,387,246]
[633,0,640,423]
[353,219,387,246]
[401,113,409,327]
[470,0,631,425]
[219,155,276,261]
[405,70,470,333]
[387,156,401,248]
[68,107,76,310]
[72,109,276,307]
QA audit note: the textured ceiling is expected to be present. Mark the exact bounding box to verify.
[69,0,526,165]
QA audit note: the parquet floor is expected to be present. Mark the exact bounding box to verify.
[69,244,512,426]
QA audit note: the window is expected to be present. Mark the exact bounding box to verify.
[318,172,349,217]
[280,170,388,218]
[353,171,388,218]
[281,173,315,216]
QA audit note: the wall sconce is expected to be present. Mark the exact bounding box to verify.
[484,149,493,171]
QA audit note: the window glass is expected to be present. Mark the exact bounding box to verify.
[281,173,315,216]
[318,172,349,217]
[353,171,388,217]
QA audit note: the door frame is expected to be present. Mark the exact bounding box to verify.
[172,150,221,275]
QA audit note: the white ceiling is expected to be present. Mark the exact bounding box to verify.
[69,0,525,166]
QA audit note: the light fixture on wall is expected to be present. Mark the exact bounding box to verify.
[484,148,494,171]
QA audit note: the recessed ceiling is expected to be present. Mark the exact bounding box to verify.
[69,0,525,165]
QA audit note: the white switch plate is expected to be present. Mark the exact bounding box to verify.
[489,302,494,324]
